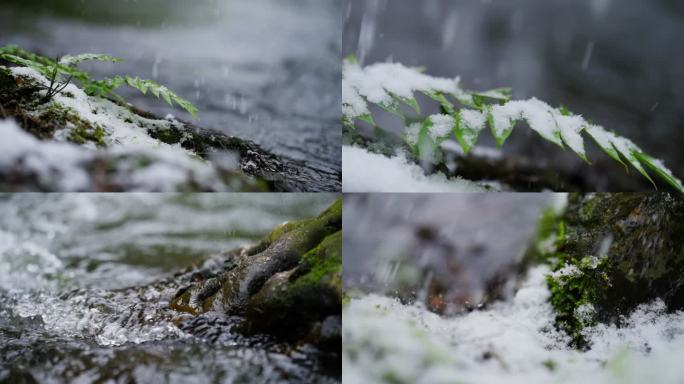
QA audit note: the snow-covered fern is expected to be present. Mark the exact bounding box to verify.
[343,55,682,192]
[0,45,198,118]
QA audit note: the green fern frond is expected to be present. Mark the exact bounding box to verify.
[342,57,683,192]
[59,53,123,66]
[0,44,199,119]
[123,76,199,118]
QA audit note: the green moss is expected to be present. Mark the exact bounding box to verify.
[67,123,107,147]
[523,206,565,265]
[293,231,342,291]
[542,359,557,371]
[342,292,351,308]
[242,230,342,337]
[546,252,609,347]
[268,219,308,243]
[318,197,342,219]
[520,199,605,346]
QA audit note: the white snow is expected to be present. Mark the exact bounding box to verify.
[2,67,253,191]
[460,109,487,131]
[575,303,596,324]
[0,119,91,190]
[427,114,455,141]
[343,265,684,384]
[343,61,682,191]
[0,118,236,191]
[342,146,492,192]
[459,109,487,148]
[489,101,522,138]
[405,122,422,146]
[502,98,563,146]
[556,114,588,158]
[343,60,462,116]
[9,66,195,154]
[549,263,582,283]
[342,80,370,118]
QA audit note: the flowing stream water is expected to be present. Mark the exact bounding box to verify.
[0,0,341,178]
[0,193,339,383]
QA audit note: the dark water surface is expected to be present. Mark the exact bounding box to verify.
[344,0,684,190]
[0,194,338,383]
[0,0,341,174]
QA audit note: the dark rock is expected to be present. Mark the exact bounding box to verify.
[560,193,684,320]
[531,193,684,346]
[168,199,342,347]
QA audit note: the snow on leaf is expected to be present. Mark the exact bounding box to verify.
[487,104,518,147]
[516,98,565,148]
[556,114,589,162]
[456,109,487,153]
[427,114,455,142]
[377,98,405,120]
[342,81,369,119]
[404,122,423,147]
[634,152,684,193]
[611,137,656,187]
[342,59,461,117]
[343,60,682,191]
[2,45,199,119]
[585,125,627,168]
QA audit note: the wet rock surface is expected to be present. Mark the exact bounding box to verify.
[560,193,684,318]
[145,118,341,192]
[168,199,342,351]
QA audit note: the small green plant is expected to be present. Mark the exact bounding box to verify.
[343,55,683,192]
[0,45,198,118]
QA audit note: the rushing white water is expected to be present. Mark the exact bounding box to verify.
[343,265,684,384]
[0,194,338,383]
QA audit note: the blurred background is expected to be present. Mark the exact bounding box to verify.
[343,0,684,191]
[0,193,335,291]
[0,0,341,174]
[343,193,556,313]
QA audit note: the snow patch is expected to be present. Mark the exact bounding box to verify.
[0,119,91,190]
[342,146,492,192]
[343,266,684,384]
[0,118,235,191]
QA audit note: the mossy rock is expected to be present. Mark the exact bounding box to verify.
[531,193,684,346]
[243,231,342,341]
[168,199,342,345]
